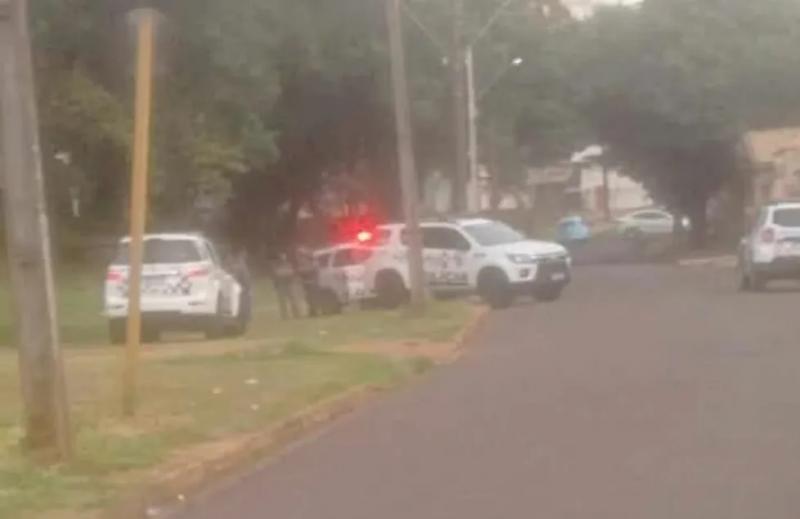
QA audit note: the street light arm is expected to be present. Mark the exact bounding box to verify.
[477,58,522,101]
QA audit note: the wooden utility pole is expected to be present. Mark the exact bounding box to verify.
[385,0,426,311]
[451,0,468,214]
[123,7,157,417]
[0,0,72,459]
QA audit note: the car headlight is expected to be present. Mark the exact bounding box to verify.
[507,253,539,264]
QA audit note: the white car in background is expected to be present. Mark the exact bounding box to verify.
[360,218,571,309]
[313,244,374,313]
[104,233,247,344]
[739,201,800,291]
[616,209,686,238]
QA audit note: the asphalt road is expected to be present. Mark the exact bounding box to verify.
[173,266,800,519]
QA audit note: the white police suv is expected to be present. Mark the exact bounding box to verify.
[361,218,571,309]
[104,233,247,343]
[739,201,800,291]
[312,244,375,313]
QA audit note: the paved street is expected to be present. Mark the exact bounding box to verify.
[174,266,800,519]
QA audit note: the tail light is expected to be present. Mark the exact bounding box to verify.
[761,227,776,244]
[106,269,125,282]
[185,266,210,278]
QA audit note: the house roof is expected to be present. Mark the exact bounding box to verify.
[744,127,800,163]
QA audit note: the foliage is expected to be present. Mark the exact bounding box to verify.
[28,0,800,250]
[566,0,800,245]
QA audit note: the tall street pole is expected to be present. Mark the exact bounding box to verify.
[385,0,426,312]
[465,46,479,213]
[123,7,156,417]
[451,0,468,214]
[0,0,72,459]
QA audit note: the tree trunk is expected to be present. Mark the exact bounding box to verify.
[687,196,708,250]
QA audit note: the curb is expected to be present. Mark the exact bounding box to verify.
[677,255,737,268]
[450,305,489,358]
[103,305,490,519]
[104,386,380,519]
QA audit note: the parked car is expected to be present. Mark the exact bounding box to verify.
[104,233,247,343]
[359,218,571,309]
[616,209,686,238]
[738,201,800,291]
[313,244,375,313]
[556,216,591,244]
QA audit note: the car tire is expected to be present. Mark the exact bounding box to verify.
[142,325,160,344]
[110,320,159,344]
[533,285,564,303]
[739,271,752,292]
[320,290,343,316]
[750,271,767,292]
[205,295,227,340]
[109,320,125,345]
[375,271,408,309]
[623,228,642,241]
[478,268,514,309]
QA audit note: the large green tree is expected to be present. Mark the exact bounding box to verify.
[567,0,800,246]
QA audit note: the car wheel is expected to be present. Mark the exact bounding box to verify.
[623,227,640,240]
[533,285,564,303]
[750,271,767,292]
[109,320,125,345]
[205,295,227,340]
[478,268,514,309]
[142,325,160,344]
[110,320,159,344]
[739,271,752,292]
[375,271,408,309]
[320,290,343,315]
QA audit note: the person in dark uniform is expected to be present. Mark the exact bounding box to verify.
[270,252,300,320]
[228,247,252,327]
[296,247,321,318]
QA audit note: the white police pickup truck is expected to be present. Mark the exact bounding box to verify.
[359,218,571,309]
[104,233,247,343]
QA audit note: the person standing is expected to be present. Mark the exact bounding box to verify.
[270,252,300,320]
[296,247,321,318]
[228,247,252,328]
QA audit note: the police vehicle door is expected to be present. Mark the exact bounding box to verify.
[421,226,471,290]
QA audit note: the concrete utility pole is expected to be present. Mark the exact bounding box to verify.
[0,0,72,459]
[123,7,157,417]
[450,0,468,214]
[465,47,479,212]
[385,0,426,311]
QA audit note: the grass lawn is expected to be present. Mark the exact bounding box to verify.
[0,267,475,518]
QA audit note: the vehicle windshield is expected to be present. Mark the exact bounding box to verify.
[773,208,800,227]
[463,222,526,247]
[113,239,202,265]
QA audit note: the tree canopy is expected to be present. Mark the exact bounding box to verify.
[27,0,800,252]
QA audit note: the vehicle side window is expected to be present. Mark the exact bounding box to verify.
[205,242,220,265]
[333,248,373,267]
[315,253,331,269]
[421,228,438,248]
[423,227,471,251]
[375,229,391,246]
[638,212,666,220]
[333,250,352,267]
[759,208,770,227]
